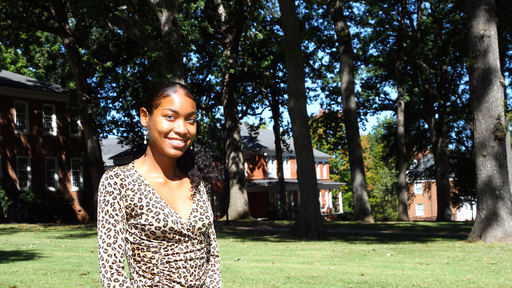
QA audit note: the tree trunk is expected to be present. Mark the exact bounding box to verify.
[415,0,453,222]
[270,84,289,220]
[278,0,326,239]
[329,0,373,223]
[466,0,512,242]
[148,0,184,82]
[428,117,452,221]
[395,0,410,221]
[53,0,104,222]
[100,0,184,82]
[216,0,252,220]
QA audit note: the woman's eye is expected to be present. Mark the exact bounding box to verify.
[187,118,197,124]
[165,115,176,120]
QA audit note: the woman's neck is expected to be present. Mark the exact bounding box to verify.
[136,147,183,181]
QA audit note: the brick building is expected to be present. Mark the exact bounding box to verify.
[235,125,343,219]
[0,70,92,223]
[407,155,476,221]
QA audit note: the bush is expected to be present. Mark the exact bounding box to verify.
[0,186,13,220]
[18,188,77,223]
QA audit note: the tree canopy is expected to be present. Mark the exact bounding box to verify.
[2,0,512,241]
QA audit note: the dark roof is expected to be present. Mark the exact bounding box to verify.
[0,70,67,94]
[240,125,332,158]
[407,155,435,180]
[100,138,131,167]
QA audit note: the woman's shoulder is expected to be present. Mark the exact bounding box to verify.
[101,162,137,183]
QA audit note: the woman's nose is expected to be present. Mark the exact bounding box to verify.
[174,119,187,133]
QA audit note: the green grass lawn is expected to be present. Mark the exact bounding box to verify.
[0,222,511,288]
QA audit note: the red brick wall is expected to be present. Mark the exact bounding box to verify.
[0,94,92,221]
[246,155,267,179]
[407,181,459,221]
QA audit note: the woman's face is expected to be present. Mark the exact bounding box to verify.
[141,89,197,159]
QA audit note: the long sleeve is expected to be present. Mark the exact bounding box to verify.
[203,182,222,287]
[97,170,131,287]
[205,223,222,287]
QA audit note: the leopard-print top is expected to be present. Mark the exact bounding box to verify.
[97,162,221,287]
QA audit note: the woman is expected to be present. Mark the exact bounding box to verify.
[97,81,222,287]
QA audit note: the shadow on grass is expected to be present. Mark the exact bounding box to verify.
[51,231,98,239]
[0,250,42,264]
[0,226,24,236]
[215,226,469,244]
[324,221,474,234]
[0,224,98,239]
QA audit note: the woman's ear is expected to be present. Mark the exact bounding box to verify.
[140,107,149,126]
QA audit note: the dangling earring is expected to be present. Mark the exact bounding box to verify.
[143,127,147,145]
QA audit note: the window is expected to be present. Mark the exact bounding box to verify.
[267,155,276,178]
[283,156,291,178]
[17,156,31,190]
[15,101,29,134]
[316,162,321,179]
[45,157,59,191]
[43,104,57,135]
[323,162,328,179]
[71,158,83,191]
[416,204,425,216]
[69,111,81,137]
[414,182,423,194]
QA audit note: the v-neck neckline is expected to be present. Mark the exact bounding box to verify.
[130,161,196,223]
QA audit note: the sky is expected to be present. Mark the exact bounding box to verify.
[245,100,392,135]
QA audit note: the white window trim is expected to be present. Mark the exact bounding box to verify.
[414,182,423,194]
[69,111,81,137]
[14,101,29,134]
[323,162,328,179]
[43,104,57,136]
[71,158,84,191]
[16,156,31,190]
[416,203,425,216]
[45,157,59,191]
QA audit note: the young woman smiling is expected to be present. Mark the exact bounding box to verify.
[97,81,221,287]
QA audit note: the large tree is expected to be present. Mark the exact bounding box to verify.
[394,0,410,221]
[213,0,255,220]
[328,0,373,223]
[466,0,512,242]
[278,0,326,238]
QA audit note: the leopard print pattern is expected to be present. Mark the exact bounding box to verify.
[97,162,221,287]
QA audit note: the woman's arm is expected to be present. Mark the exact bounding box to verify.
[97,170,131,287]
[203,183,222,287]
[205,222,222,287]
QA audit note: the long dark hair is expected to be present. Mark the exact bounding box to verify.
[143,81,220,190]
